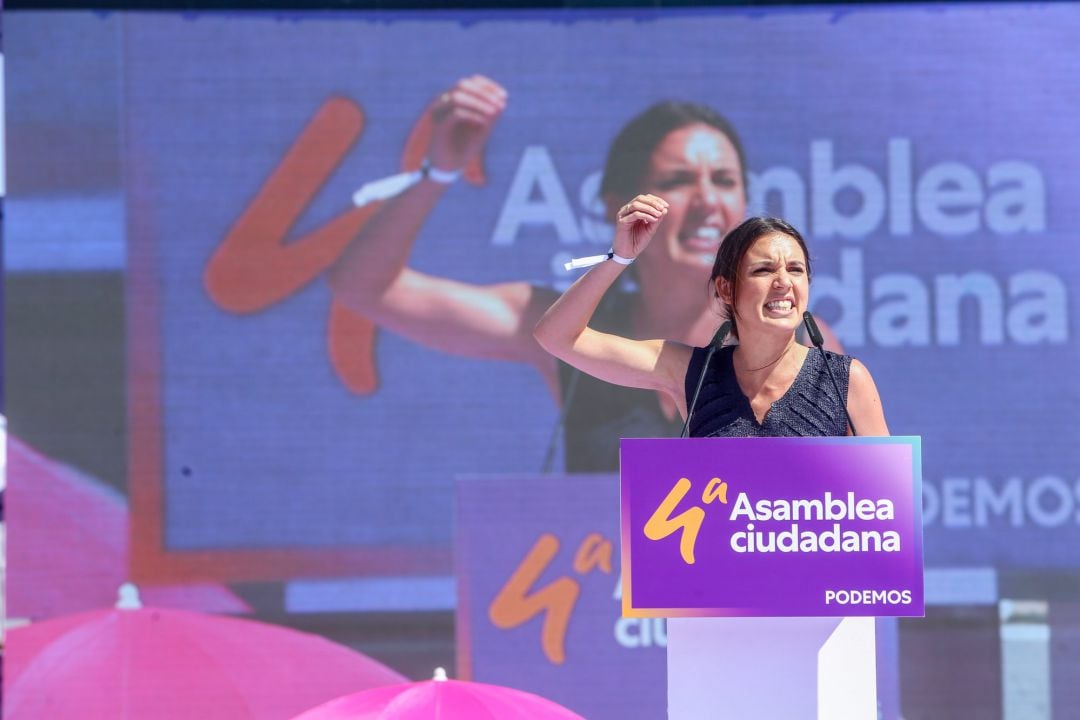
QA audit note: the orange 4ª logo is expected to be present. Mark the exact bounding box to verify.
[488,532,613,665]
[203,95,489,394]
[643,477,729,565]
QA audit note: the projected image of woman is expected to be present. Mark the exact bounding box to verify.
[534,212,889,439]
[329,75,841,469]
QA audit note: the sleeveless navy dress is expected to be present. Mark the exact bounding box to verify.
[684,345,852,438]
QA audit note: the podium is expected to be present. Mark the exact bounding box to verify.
[620,437,923,719]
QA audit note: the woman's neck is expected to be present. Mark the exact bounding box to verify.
[732,329,801,375]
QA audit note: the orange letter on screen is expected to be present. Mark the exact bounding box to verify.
[204,93,489,395]
[489,533,580,665]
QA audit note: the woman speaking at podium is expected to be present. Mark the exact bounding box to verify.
[533,200,889,438]
[536,204,893,719]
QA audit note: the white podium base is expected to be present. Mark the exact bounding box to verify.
[667,617,877,719]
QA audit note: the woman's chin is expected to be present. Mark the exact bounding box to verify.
[638,252,715,287]
[675,241,720,267]
[747,315,802,336]
[671,249,718,274]
[693,251,718,267]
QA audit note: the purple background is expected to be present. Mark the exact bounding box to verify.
[105,5,1080,563]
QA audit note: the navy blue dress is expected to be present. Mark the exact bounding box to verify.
[684,345,852,438]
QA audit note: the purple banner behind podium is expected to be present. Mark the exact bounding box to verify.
[621,437,924,618]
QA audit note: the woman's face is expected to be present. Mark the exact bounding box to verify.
[634,123,747,283]
[719,233,810,337]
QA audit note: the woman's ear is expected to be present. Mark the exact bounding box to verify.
[716,276,733,305]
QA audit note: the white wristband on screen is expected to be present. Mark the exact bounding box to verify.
[421,159,462,184]
[563,250,635,271]
[351,170,422,207]
[351,159,461,208]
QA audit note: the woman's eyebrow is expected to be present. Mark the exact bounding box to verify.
[653,168,697,178]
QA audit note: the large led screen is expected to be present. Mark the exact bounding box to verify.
[10,3,1080,587]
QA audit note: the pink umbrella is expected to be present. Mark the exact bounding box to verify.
[5,435,249,618]
[4,585,407,720]
[291,668,586,720]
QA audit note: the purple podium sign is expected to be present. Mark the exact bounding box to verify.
[621,437,924,618]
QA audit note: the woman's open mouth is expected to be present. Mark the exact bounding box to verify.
[678,225,724,252]
[764,299,795,315]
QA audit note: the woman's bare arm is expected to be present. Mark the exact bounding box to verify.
[846,358,890,436]
[533,194,692,414]
[327,76,553,367]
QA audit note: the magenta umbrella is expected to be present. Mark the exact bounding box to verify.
[4,586,407,720]
[5,435,249,618]
[291,668,586,720]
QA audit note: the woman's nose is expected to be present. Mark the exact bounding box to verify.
[693,177,722,209]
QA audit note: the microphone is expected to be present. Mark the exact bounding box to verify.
[802,312,857,436]
[802,311,825,348]
[681,320,732,438]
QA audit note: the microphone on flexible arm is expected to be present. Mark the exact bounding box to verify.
[681,320,732,438]
[802,311,857,436]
